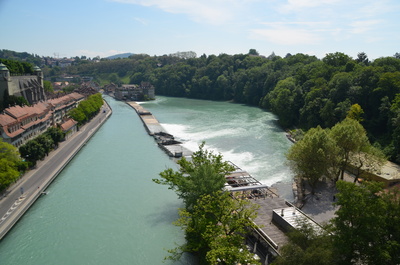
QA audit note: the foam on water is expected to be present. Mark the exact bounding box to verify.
[150,97,295,195]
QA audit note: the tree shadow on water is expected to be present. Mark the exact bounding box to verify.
[146,201,183,226]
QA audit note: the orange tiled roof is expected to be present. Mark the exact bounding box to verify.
[4,105,29,120]
[60,119,77,131]
[0,113,17,127]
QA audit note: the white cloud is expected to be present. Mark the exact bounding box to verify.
[357,0,394,18]
[111,0,243,24]
[249,26,322,45]
[350,20,382,34]
[134,17,148,25]
[279,0,342,13]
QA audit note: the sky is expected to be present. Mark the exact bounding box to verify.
[0,0,399,60]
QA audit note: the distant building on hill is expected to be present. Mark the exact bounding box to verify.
[113,82,155,101]
[0,63,46,107]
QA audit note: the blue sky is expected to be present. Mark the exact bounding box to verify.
[0,0,399,60]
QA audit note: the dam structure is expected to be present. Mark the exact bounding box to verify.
[127,101,192,158]
[127,101,323,261]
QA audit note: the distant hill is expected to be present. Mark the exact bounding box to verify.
[0,49,42,66]
[105,53,134,60]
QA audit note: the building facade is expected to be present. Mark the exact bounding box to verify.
[0,63,47,107]
[0,92,84,147]
[114,82,155,101]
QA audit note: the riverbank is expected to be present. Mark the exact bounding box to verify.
[0,100,112,240]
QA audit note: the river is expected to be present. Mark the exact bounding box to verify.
[0,96,293,264]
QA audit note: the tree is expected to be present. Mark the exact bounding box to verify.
[266,77,301,128]
[68,93,103,125]
[389,94,400,161]
[356,52,369,65]
[0,139,23,190]
[272,221,334,265]
[170,191,260,265]
[248,49,259,56]
[3,95,29,109]
[19,140,45,166]
[153,142,234,210]
[35,134,54,156]
[68,107,86,124]
[347,103,364,122]
[332,181,400,265]
[43,80,54,92]
[323,52,352,68]
[45,127,65,146]
[328,72,352,104]
[330,118,371,180]
[286,126,340,194]
[153,144,260,264]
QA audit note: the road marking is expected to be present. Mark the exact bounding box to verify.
[0,195,26,225]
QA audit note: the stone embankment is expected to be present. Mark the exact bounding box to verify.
[126,101,192,158]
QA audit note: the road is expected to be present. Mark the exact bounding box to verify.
[0,101,112,240]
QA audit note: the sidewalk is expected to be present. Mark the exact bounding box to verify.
[298,173,356,225]
[0,101,112,240]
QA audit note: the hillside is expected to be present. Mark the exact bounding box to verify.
[105,53,134,60]
[65,52,400,162]
[2,49,399,162]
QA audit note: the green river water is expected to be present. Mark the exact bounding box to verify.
[0,96,293,264]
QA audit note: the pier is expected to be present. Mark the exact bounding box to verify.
[127,101,192,157]
[127,101,322,262]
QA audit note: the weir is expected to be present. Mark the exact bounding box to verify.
[126,100,325,262]
[127,101,192,157]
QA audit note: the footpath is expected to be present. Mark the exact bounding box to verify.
[0,100,112,240]
[296,173,356,224]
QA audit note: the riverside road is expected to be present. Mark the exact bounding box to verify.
[0,101,112,240]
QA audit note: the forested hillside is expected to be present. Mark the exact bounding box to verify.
[0,49,42,67]
[0,58,34,74]
[66,51,400,161]
[3,49,398,161]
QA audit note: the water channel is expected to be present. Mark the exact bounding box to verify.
[0,96,293,264]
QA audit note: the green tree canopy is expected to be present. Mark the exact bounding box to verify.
[43,80,54,92]
[153,143,260,264]
[287,126,340,194]
[272,220,334,265]
[173,191,259,264]
[347,103,364,122]
[0,139,23,190]
[330,118,371,180]
[153,142,234,210]
[332,181,400,265]
[45,127,65,145]
[19,139,45,166]
[35,134,54,156]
